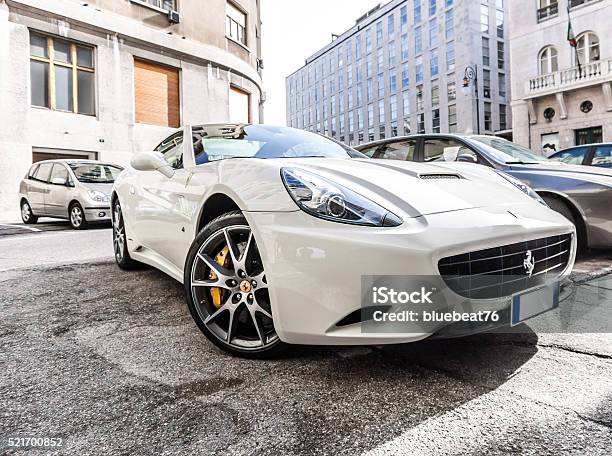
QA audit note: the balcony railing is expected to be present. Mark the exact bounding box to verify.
[537,3,558,22]
[526,58,612,97]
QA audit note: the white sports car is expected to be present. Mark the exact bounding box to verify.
[112,124,576,357]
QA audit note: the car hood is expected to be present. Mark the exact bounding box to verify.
[276,158,539,218]
[80,182,114,194]
[507,162,612,186]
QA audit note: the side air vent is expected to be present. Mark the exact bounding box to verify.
[419,174,463,180]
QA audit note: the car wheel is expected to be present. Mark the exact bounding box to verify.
[542,195,586,251]
[112,200,140,270]
[69,202,88,230]
[184,211,287,358]
[21,200,38,224]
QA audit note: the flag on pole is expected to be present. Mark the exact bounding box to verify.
[567,4,581,75]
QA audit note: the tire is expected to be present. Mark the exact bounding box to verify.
[20,200,38,224]
[542,195,586,251]
[69,202,88,230]
[184,211,287,358]
[112,199,140,270]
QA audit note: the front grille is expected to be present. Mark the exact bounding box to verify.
[419,173,462,180]
[438,234,572,299]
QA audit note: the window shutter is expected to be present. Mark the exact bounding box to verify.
[134,59,180,128]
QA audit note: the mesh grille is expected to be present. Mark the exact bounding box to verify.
[438,234,572,299]
[419,174,462,180]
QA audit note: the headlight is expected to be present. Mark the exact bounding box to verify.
[495,171,547,206]
[281,167,402,227]
[88,190,110,203]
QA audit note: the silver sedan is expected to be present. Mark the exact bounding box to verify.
[18,159,122,229]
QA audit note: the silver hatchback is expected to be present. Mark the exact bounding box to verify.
[18,159,123,229]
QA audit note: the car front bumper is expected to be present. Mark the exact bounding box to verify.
[84,206,111,222]
[245,202,576,345]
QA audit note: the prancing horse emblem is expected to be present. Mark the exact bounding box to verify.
[523,250,535,278]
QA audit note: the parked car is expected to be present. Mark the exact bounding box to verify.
[355,134,612,250]
[548,143,612,168]
[19,159,123,229]
[112,124,575,358]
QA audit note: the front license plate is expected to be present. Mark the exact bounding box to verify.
[511,282,560,326]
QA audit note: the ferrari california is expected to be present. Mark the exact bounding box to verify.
[112,124,576,357]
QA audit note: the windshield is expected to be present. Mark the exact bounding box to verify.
[192,125,365,164]
[68,163,123,183]
[471,136,548,164]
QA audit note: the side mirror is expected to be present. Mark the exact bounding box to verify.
[457,153,478,163]
[51,177,67,185]
[131,152,175,178]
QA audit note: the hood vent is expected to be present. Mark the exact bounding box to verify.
[418,173,463,180]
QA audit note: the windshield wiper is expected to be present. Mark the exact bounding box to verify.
[505,161,539,165]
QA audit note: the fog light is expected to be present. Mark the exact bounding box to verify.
[98,211,106,217]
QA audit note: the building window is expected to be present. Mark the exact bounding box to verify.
[497,41,505,70]
[366,29,373,53]
[483,69,491,98]
[499,73,506,98]
[445,10,454,40]
[431,85,439,106]
[391,121,398,137]
[390,72,398,92]
[401,34,409,61]
[430,49,439,77]
[347,64,353,86]
[570,0,599,9]
[448,104,457,132]
[368,103,374,126]
[446,41,455,70]
[432,109,440,133]
[367,56,373,78]
[134,59,180,127]
[416,56,424,82]
[378,73,385,98]
[367,78,373,100]
[495,9,504,38]
[401,6,408,33]
[379,99,386,123]
[133,0,177,12]
[417,113,425,133]
[484,102,492,131]
[338,46,344,68]
[539,46,558,74]
[358,108,364,129]
[480,2,489,33]
[576,32,600,65]
[447,80,456,101]
[403,90,411,116]
[429,0,437,16]
[402,62,410,88]
[415,26,423,54]
[389,42,396,67]
[376,21,383,46]
[349,110,355,133]
[229,86,251,123]
[390,95,398,121]
[414,0,422,24]
[357,83,363,106]
[29,33,95,115]
[377,48,384,73]
[500,104,507,130]
[538,0,558,22]
[388,14,395,39]
[429,18,438,48]
[482,37,490,66]
[416,85,424,111]
[226,2,247,46]
[379,125,386,139]
[403,117,412,135]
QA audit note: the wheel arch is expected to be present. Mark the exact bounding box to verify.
[537,190,588,247]
[196,193,242,234]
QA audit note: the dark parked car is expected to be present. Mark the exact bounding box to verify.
[355,134,612,249]
[548,143,612,168]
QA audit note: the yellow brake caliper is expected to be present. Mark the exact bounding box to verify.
[210,246,230,308]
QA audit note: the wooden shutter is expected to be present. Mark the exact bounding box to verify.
[134,59,180,128]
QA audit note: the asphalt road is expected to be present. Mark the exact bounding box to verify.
[1,227,611,455]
